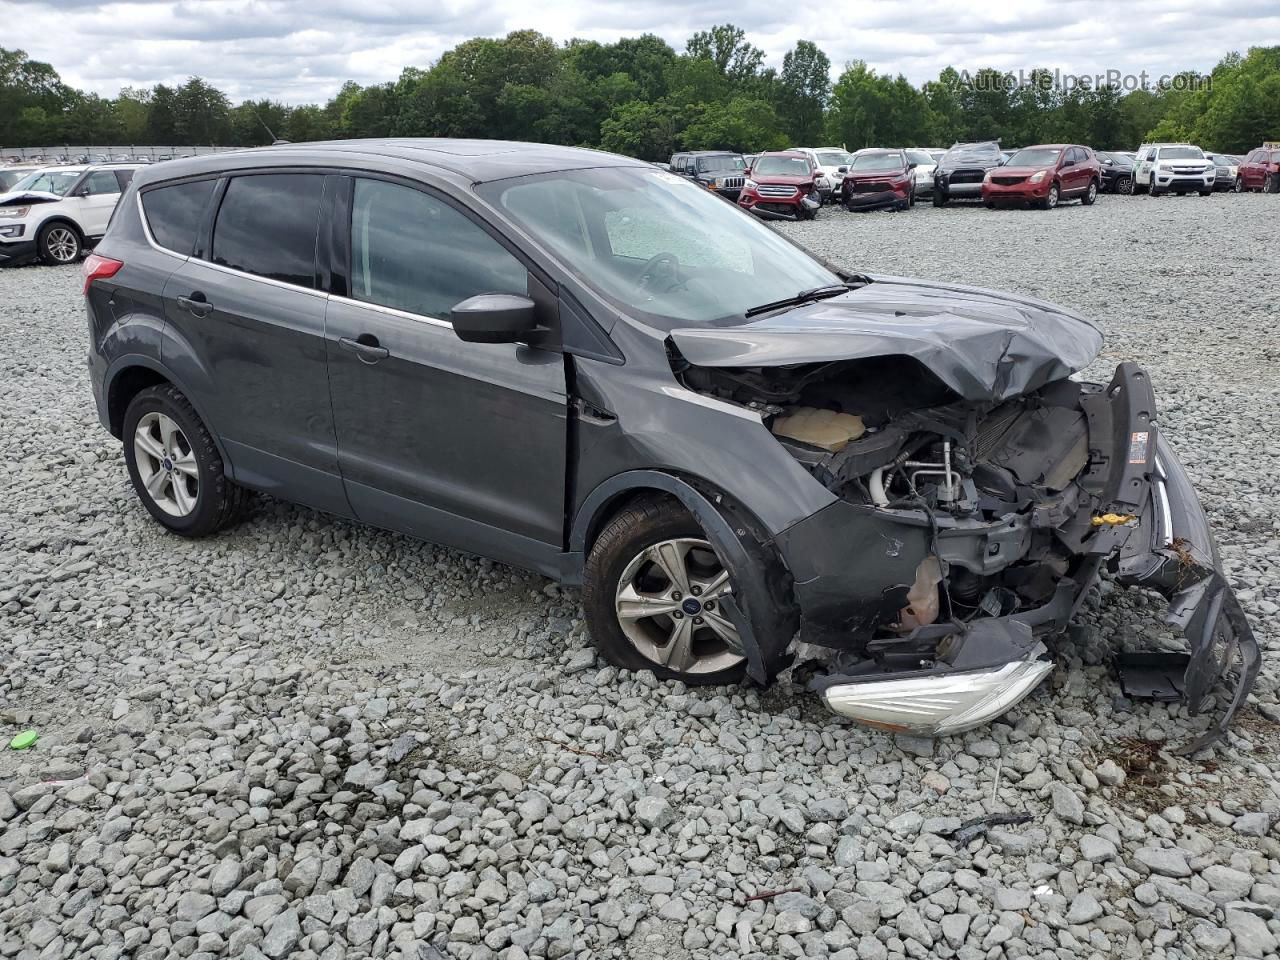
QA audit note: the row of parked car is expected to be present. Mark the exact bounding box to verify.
[2,140,1278,268]
[660,140,1280,220]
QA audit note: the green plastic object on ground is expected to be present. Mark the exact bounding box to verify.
[9,731,37,750]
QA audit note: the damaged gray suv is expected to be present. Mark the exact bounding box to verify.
[85,139,1258,749]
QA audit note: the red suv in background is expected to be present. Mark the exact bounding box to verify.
[982,145,1101,209]
[1236,146,1280,193]
[737,152,823,221]
[840,149,915,211]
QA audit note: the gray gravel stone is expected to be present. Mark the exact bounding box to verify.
[2,201,1278,960]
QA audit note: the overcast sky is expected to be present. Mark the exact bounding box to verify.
[3,0,1277,103]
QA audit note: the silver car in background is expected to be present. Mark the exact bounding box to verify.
[904,148,938,197]
[790,147,854,203]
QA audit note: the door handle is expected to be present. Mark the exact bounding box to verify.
[339,335,390,363]
[176,293,212,318]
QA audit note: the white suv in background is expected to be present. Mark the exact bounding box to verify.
[790,147,854,203]
[1132,144,1214,196]
[0,163,143,266]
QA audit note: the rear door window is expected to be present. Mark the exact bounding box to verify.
[114,169,136,190]
[212,174,324,287]
[142,179,217,256]
[350,178,527,319]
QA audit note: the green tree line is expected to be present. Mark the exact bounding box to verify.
[3,32,1277,156]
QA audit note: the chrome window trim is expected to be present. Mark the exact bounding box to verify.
[136,194,189,262]
[326,293,452,329]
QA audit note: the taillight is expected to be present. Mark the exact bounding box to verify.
[82,254,123,295]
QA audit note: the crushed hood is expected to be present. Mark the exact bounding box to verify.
[669,276,1104,403]
[0,191,61,206]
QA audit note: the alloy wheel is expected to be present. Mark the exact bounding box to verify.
[613,537,744,675]
[1085,182,1097,203]
[1118,176,1133,195]
[1046,185,1059,209]
[133,412,199,517]
[44,227,79,263]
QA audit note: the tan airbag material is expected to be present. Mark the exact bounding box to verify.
[771,407,866,452]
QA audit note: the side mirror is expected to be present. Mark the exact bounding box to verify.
[907,162,917,170]
[837,165,848,173]
[75,187,91,197]
[450,294,539,344]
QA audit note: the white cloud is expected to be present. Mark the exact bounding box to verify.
[1,0,1274,103]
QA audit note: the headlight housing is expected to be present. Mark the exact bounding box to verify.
[744,179,758,191]
[0,206,30,219]
[1029,170,1048,183]
[983,170,993,182]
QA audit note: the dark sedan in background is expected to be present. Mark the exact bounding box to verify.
[1096,151,1135,194]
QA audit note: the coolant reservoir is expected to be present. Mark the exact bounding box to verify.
[897,556,942,631]
[771,407,865,452]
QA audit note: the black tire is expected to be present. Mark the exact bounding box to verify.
[1233,177,1245,193]
[1149,176,1163,197]
[37,221,82,265]
[582,496,746,686]
[1198,189,1212,197]
[1116,176,1133,195]
[932,191,947,207]
[1081,179,1098,205]
[1039,183,1060,210]
[1266,174,1280,194]
[844,199,858,213]
[984,201,995,209]
[122,385,249,537]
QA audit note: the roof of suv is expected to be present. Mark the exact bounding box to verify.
[131,139,644,190]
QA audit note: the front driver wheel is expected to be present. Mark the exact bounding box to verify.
[38,223,82,264]
[1081,180,1098,205]
[1040,183,1060,209]
[122,385,248,537]
[1116,176,1133,195]
[583,497,746,685]
[1233,177,1245,193]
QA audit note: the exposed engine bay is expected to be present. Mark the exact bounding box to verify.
[673,349,1260,750]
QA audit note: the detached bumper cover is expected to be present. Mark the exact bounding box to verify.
[0,239,38,266]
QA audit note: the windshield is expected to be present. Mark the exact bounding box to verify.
[905,150,934,165]
[850,152,904,171]
[695,155,745,173]
[943,142,1000,164]
[1208,154,1231,165]
[1007,147,1062,167]
[9,169,80,196]
[1158,146,1204,160]
[479,167,841,328]
[753,155,811,177]
[815,150,851,167]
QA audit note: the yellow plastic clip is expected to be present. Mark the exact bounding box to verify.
[1091,513,1138,527]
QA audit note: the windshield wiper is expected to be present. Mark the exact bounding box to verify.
[744,284,852,318]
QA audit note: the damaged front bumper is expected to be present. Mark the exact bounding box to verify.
[770,363,1260,748]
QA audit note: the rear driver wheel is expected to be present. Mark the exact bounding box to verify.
[122,385,248,537]
[583,497,746,685]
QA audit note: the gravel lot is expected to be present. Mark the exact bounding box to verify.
[2,193,1279,960]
